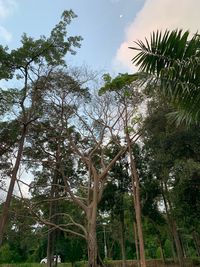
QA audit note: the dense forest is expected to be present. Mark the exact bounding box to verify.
[0,10,200,267]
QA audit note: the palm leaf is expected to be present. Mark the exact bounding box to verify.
[130,29,200,124]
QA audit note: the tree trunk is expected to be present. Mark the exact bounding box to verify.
[161,185,176,262]
[134,172,146,267]
[47,163,60,267]
[127,137,146,267]
[119,212,126,267]
[157,236,165,264]
[47,228,55,267]
[0,126,27,246]
[133,222,140,267]
[171,220,185,266]
[87,222,98,267]
[192,231,200,257]
[161,179,185,267]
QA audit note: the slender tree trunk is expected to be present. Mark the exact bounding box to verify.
[171,220,185,266]
[47,227,55,267]
[161,179,184,267]
[127,133,146,267]
[119,209,126,267]
[47,199,53,267]
[47,162,60,267]
[134,170,146,267]
[161,184,176,262]
[192,231,200,257]
[157,236,165,264]
[0,126,27,246]
[133,222,140,267]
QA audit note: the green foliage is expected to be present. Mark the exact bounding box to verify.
[0,243,13,263]
[131,29,200,124]
[163,239,173,258]
[99,73,138,95]
[9,10,82,70]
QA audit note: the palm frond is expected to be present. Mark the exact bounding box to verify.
[130,29,200,125]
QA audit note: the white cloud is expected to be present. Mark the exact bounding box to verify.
[0,25,12,41]
[0,0,17,42]
[0,0,17,19]
[114,0,200,73]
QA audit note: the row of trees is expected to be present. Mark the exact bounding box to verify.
[0,10,200,267]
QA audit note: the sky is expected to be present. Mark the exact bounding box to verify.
[0,0,200,75]
[0,0,200,200]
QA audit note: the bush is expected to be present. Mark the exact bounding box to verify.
[0,244,13,263]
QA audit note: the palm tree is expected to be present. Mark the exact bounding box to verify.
[130,29,200,124]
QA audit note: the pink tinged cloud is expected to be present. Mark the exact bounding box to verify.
[114,0,200,73]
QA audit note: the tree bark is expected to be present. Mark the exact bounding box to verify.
[47,160,60,267]
[127,135,146,267]
[47,227,55,267]
[0,126,27,245]
[171,220,185,266]
[134,166,146,267]
[157,236,165,264]
[161,179,184,267]
[119,211,126,267]
[87,173,98,267]
[87,221,98,267]
[192,231,200,257]
[133,222,140,267]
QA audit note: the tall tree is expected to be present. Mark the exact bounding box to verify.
[100,73,147,267]
[0,9,82,246]
[141,96,200,265]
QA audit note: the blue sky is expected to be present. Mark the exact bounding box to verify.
[0,0,144,74]
[1,0,200,199]
[0,0,200,74]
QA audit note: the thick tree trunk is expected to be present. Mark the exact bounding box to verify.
[87,177,98,267]
[0,126,27,246]
[87,222,98,267]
